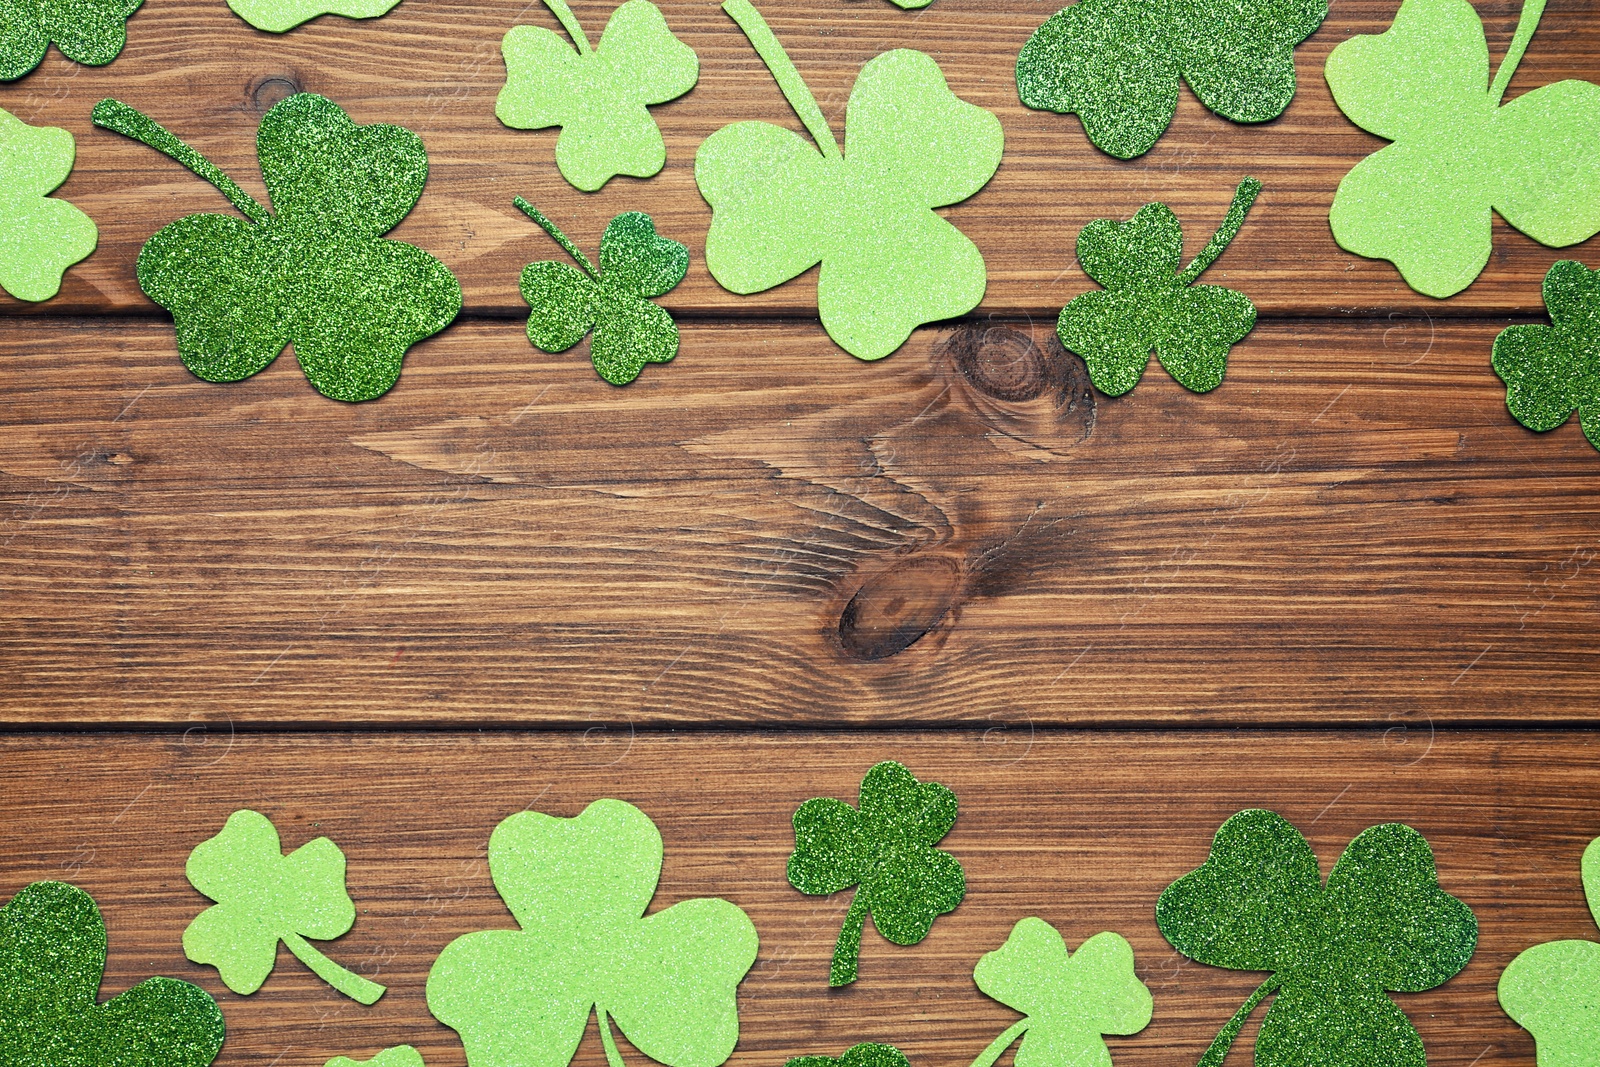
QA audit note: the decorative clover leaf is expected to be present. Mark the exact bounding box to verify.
[515,198,688,385]
[227,0,403,34]
[427,799,759,1067]
[697,0,1003,362]
[0,107,96,301]
[328,1047,426,1067]
[1498,836,1600,1066]
[0,0,141,81]
[788,760,965,987]
[1492,261,1600,452]
[1326,0,1600,298]
[1058,178,1259,396]
[92,94,462,402]
[0,880,225,1067]
[498,0,697,192]
[789,1045,912,1067]
[1156,809,1477,1067]
[184,809,386,1005]
[1016,0,1327,160]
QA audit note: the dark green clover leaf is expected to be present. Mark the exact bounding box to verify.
[93,95,462,402]
[1058,178,1260,396]
[1156,809,1477,1067]
[0,0,141,81]
[1492,260,1600,453]
[788,1045,911,1067]
[788,761,965,987]
[1,880,225,1067]
[515,197,687,385]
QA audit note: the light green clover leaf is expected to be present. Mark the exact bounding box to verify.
[227,0,403,34]
[184,809,386,1005]
[327,1047,426,1067]
[697,0,1003,362]
[497,0,697,192]
[1326,0,1600,298]
[0,107,96,301]
[427,798,759,1067]
[0,0,141,81]
[1499,837,1600,1066]
[1492,260,1600,452]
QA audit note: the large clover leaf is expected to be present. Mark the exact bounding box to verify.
[1499,836,1600,1066]
[1492,260,1600,452]
[93,94,461,402]
[226,0,403,34]
[427,799,759,1067]
[1156,809,1476,1067]
[1326,0,1600,298]
[0,107,96,301]
[1016,0,1327,160]
[0,0,141,81]
[0,880,225,1067]
[697,0,1002,362]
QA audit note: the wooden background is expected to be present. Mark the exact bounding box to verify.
[3,0,1599,1065]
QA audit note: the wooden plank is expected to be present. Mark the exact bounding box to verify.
[3,0,1597,317]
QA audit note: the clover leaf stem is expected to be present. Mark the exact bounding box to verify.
[967,1018,1032,1067]
[829,891,869,987]
[281,931,386,1005]
[514,196,600,279]
[90,99,271,226]
[543,0,592,56]
[721,0,841,160]
[1175,177,1262,287]
[1196,974,1281,1067]
[597,1008,628,1067]
[1488,0,1547,106]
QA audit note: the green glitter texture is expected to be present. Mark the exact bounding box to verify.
[184,809,386,1005]
[1492,261,1600,452]
[0,0,142,81]
[1016,0,1327,160]
[1156,809,1477,1067]
[228,0,402,34]
[327,1046,427,1067]
[0,880,225,1067]
[92,94,461,402]
[427,799,758,1067]
[788,1044,912,1067]
[515,198,687,386]
[788,760,965,987]
[1498,837,1600,1067]
[1057,177,1260,396]
[0,107,97,302]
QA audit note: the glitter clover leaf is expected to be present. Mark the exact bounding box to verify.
[183,809,386,1005]
[497,0,697,192]
[0,881,225,1067]
[1499,837,1600,1067]
[788,760,965,987]
[1156,809,1477,1067]
[1492,260,1600,452]
[0,107,97,302]
[427,799,759,1067]
[1326,0,1600,298]
[0,0,142,81]
[1057,178,1259,396]
[514,198,687,385]
[92,94,462,402]
[1016,0,1327,160]
[327,1048,426,1067]
[696,0,1003,362]
[226,0,403,34]
[788,1045,912,1067]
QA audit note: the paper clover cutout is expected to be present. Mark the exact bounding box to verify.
[971,918,1152,1067]
[515,198,687,385]
[1,880,225,1067]
[788,1045,911,1067]
[697,0,1003,362]
[0,107,97,301]
[1156,809,1477,1067]
[497,0,697,191]
[1499,837,1600,1067]
[227,0,403,34]
[1058,177,1260,395]
[92,94,461,402]
[1492,260,1600,452]
[184,809,386,1005]
[788,760,965,987]
[327,1048,426,1067]
[427,798,759,1067]
[1326,0,1600,298]
[1016,0,1327,159]
[0,0,141,81]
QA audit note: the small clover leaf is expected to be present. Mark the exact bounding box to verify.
[1498,836,1600,1066]
[515,198,688,385]
[327,1048,426,1067]
[184,809,385,1004]
[788,1045,912,1067]
[226,0,403,34]
[788,760,965,987]
[0,881,225,1067]
[0,107,96,301]
[0,0,141,81]
[1058,178,1260,396]
[1492,260,1600,451]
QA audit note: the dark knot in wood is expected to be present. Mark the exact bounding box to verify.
[836,555,962,661]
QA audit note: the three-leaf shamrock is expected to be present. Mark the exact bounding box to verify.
[497,0,697,191]
[1492,260,1600,452]
[184,808,386,1004]
[1,880,225,1067]
[515,198,688,385]
[788,760,965,987]
[1499,836,1600,1066]
[0,107,97,302]
[427,798,759,1067]
[227,0,403,34]
[788,1045,911,1067]
[1058,178,1260,395]
[93,94,462,402]
[0,0,141,81]
[1016,0,1327,160]
[1326,0,1600,298]
[1156,809,1477,1067]
[697,0,1003,362]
